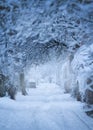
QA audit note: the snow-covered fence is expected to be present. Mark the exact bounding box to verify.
[29,82,36,88]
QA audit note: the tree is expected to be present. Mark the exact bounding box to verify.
[20,71,27,95]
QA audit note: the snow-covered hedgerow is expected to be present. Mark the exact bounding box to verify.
[71,44,93,103]
[60,43,93,104]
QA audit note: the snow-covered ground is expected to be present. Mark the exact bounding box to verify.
[0,83,93,130]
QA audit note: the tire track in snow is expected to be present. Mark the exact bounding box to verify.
[43,110,65,130]
[34,112,62,130]
[62,109,92,130]
[71,110,92,130]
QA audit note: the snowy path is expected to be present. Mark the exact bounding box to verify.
[0,83,93,130]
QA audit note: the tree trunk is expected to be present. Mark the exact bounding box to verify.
[20,72,27,95]
[0,74,6,97]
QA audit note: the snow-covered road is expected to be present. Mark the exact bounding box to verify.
[0,83,93,130]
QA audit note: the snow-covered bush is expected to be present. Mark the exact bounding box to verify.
[71,44,93,103]
[7,85,17,100]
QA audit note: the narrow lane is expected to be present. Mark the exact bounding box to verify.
[0,83,93,130]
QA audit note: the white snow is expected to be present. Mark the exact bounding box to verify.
[0,83,93,130]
